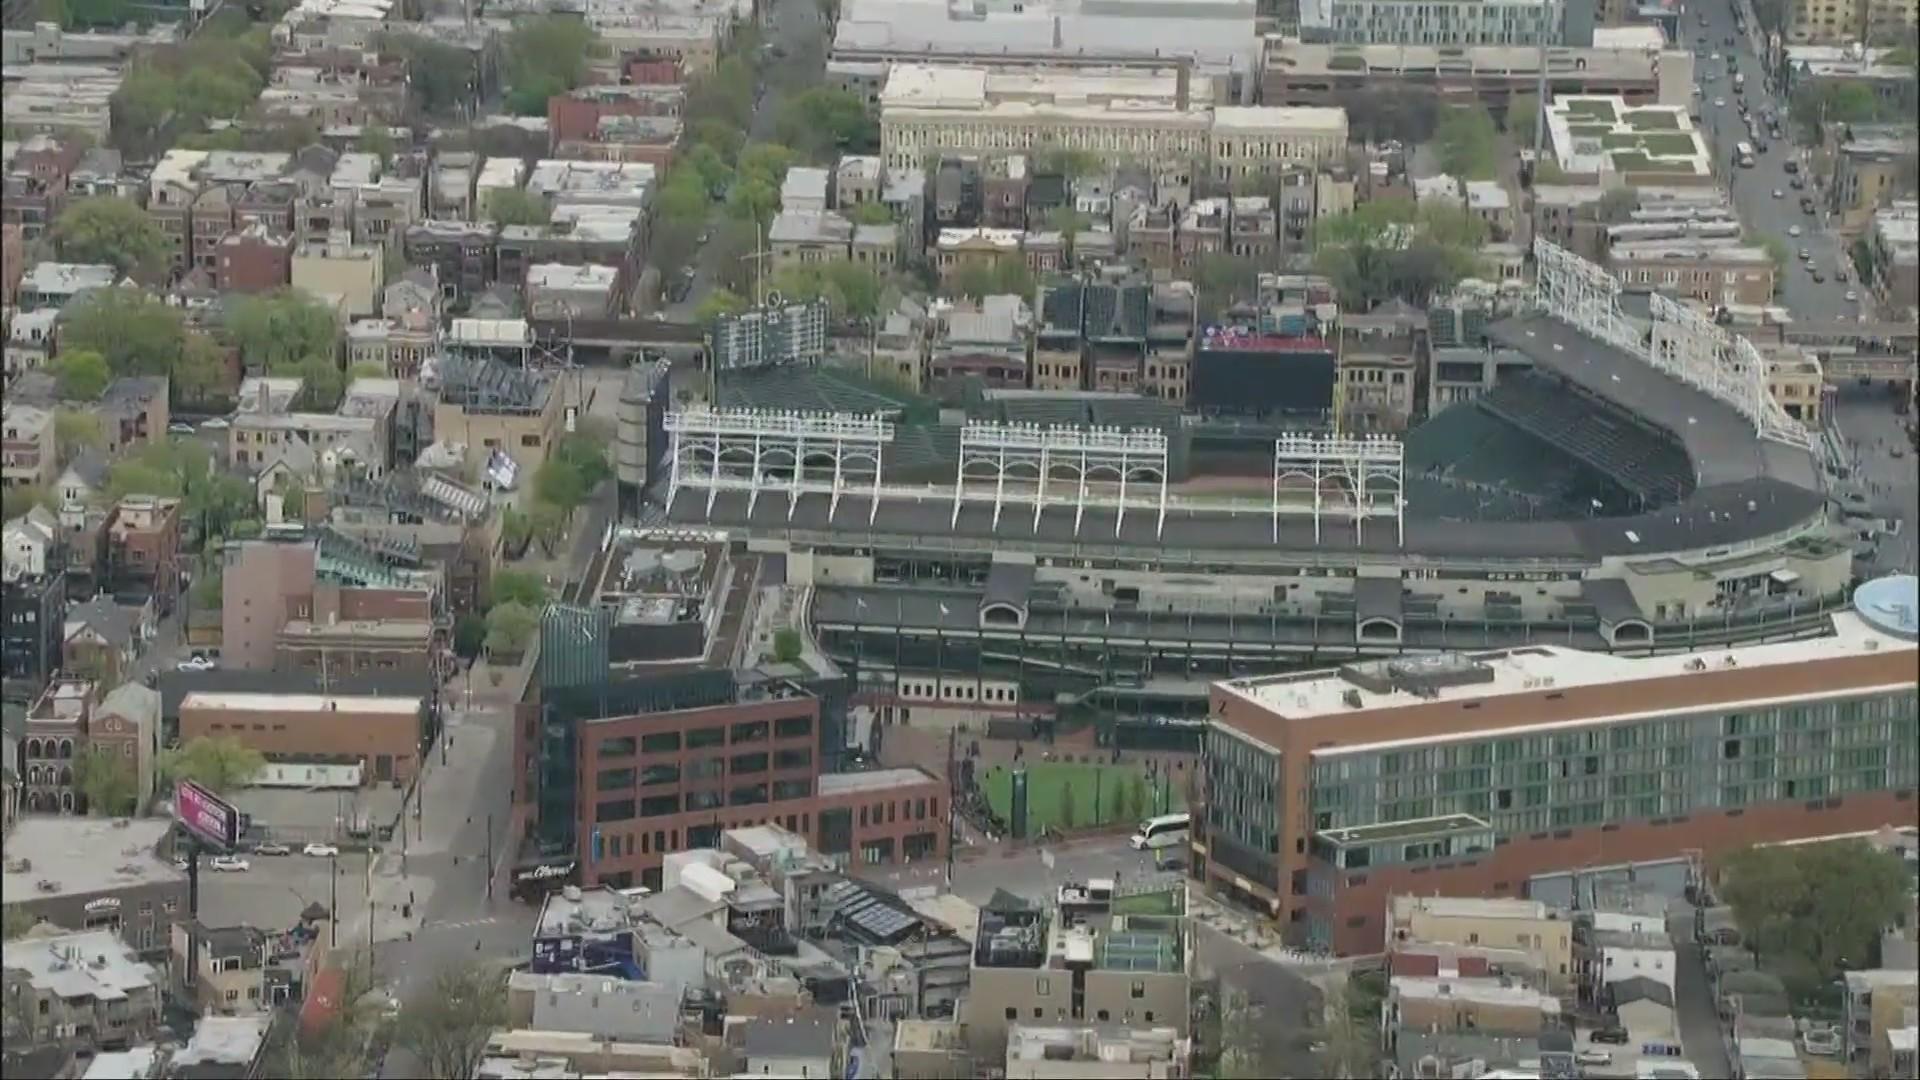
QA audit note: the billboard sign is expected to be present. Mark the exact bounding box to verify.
[174,779,241,851]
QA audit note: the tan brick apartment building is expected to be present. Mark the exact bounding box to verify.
[1607,241,1776,306]
[1195,611,1919,955]
[178,692,425,783]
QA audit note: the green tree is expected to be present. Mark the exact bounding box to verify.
[1035,148,1102,180]
[499,504,533,555]
[224,289,340,372]
[294,354,347,411]
[3,906,41,940]
[684,57,755,131]
[824,261,885,322]
[1344,86,1441,146]
[489,569,548,608]
[61,287,187,378]
[1193,254,1260,319]
[484,601,539,656]
[392,962,508,1080]
[76,745,139,817]
[174,333,233,406]
[527,499,568,558]
[1,486,51,521]
[1435,104,1500,181]
[53,410,104,465]
[772,627,803,663]
[485,188,551,227]
[504,16,595,111]
[1057,780,1077,831]
[1220,989,1287,1079]
[453,613,488,659]
[52,349,112,400]
[161,735,266,795]
[378,34,474,116]
[357,124,397,162]
[1505,94,1540,142]
[846,201,895,226]
[1718,841,1912,993]
[775,86,877,161]
[52,197,166,279]
[696,288,749,324]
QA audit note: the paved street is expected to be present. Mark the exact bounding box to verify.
[1669,910,1735,1079]
[666,0,828,321]
[1688,0,1865,322]
[1831,387,1920,576]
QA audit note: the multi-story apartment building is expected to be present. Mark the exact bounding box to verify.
[1607,239,1777,306]
[2,403,55,491]
[1388,896,1576,992]
[1,930,162,1053]
[1866,201,1919,316]
[1789,0,1918,42]
[1,506,65,689]
[19,675,96,815]
[403,220,497,302]
[1298,0,1595,46]
[102,495,182,618]
[1828,124,1919,234]
[1336,308,1425,432]
[1260,39,1681,114]
[1194,595,1920,955]
[963,882,1190,1062]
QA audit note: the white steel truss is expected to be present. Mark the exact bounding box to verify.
[664,407,895,523]
[1648,293,1816,450]
[1532,237,1815,451]
[1272,434,1405,546]
[1532,237,1643,356]
[951,422,1170,538]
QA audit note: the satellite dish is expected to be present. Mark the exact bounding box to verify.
[765,290,784,307]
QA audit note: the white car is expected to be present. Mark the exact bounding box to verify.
[1845,289,1859,302]
[1713,97,1726,108]
[200,417,230,430]
[209,855,250,872]
[1788,225,1803,237]
[1575,1049,1614,1066]
[1771,188,1784,198]
[175,656,217,673]
[303,843,340,857]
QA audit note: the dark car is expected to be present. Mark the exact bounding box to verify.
[1784,160,1799,174]
[1811,270,1825,283]
[1592,1028,1632,1045]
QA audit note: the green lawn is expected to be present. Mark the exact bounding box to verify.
[980,761,1185,834]
[1624,109,1681,130]
[1112,888,1185,916]
[1563,99,1619,121]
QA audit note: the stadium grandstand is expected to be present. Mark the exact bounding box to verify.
[642,240,1848,714]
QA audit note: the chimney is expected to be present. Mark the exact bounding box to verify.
[1175,60,1190,112]
[257,380,270,413]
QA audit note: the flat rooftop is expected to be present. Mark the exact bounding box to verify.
[179,692,421,714]
[1,817,182,901]
[818,767,940,796]
[1220,608,1914,736]
[1393,895,1553,921]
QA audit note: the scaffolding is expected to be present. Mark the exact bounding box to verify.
[664,407,895,523]
[1273,434,1405,545]
[952,422,1170,538]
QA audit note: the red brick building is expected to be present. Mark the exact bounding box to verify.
[1196,616,1920,956]
[216,224,294,293]
[547,85,684,149]
[221,535,440,674]
[103,495,183,617]
[573,687,948,892]
[178,691,425,783]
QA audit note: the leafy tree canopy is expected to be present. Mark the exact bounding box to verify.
[52,197,166,279]
[61,287,187,378]
[393,962,507,1080]
[504,16,595,111]
[1718,841,1912,993]
[486,188,551,227]
[52,349,112,400]
[1435,104,1501,181]
[224,289,340,372]
[161,736,266,795]
[490,569,549,608]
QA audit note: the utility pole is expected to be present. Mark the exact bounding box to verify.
[365,848,374,958]
[329,852,339,949]
[944,726,956,888]
[485,813,495,901]
[1528,0,1556,247]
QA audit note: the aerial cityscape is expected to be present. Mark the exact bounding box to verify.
[0,0,1915,1073]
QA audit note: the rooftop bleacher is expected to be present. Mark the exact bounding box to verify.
[1478,372,1695,505]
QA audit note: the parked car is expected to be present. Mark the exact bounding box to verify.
[1590,1027,1631,1045]
[253,843,291,856]
[175,656,217,673]
[167,422,195,435]
[1576,1049,1614,1066]
[209,855,250,872]
[200,417,230,430]
[303,843,340,857]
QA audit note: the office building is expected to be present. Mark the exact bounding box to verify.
[1194,590,1920,955]
[1298,0,1595,46]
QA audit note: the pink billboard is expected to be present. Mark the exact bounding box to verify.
[174,779,239,851]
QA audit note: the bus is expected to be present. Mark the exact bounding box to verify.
[1129,813,1191,850]
[1735,142,1756,168]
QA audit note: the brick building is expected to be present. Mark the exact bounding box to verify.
[573,684,948,892]
[216,224,295,293]
[102,496,183,617]
[220,531,441,674]
[177,692,426,784]
[1194,606,1920,956]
